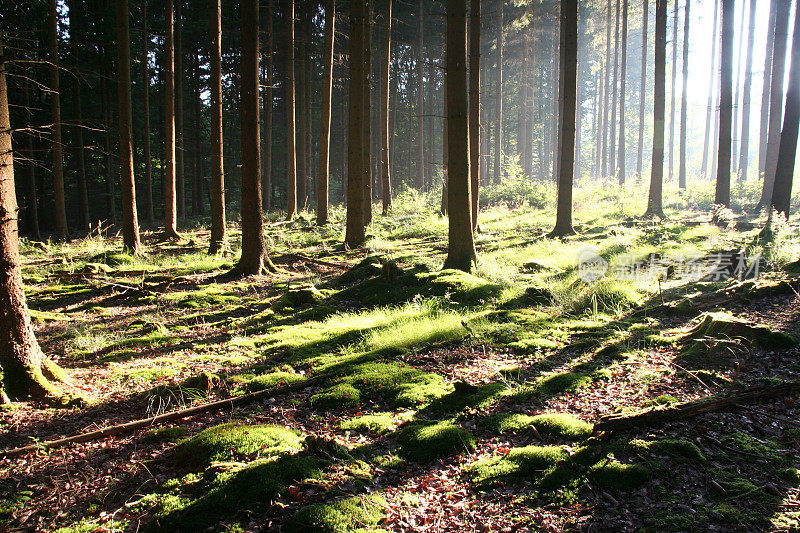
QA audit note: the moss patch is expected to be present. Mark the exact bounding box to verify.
[588,460,650,490]
[531,413,593,440]
[144,427,188,444]
[172,424,302,469]
[243,371,305,392]
[310,383,362,410]
[468,446,568,487]
[340,413,398,435]
[285,495,387,532]
[397,421,476,462]
[628,438,706,462]
[537,371,592,395]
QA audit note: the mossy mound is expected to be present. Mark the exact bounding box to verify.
[588,460,650,490]
[680,312,798,359]
[285,495,388,532]
[273,286,326,311]
[172,424,302,469]
[243,371,305,392]
[310,383,362,410]
[523,285,554,306]
[530,413,593,440]
[627,438,706,462]
[482,413,536,434]
[568,281,643,315]
[144,427,188,444]
[537,371,592,395]
[397,421,476,462]
[340,413,398,435]
[644,394,681,407]
[468,445,568,487]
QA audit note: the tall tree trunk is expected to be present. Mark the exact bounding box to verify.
[142,0,154,225]
[232,0,276,276]
[715,0,734,207]
[645,0,667,217]
[286,0,298,219]
[551,0,578,236]
[738,0,757,182]
[677,0,690,189]
[416,0,425,190]
[318,0,335,225]
[115,0,142,255]
[759,0,791,209]
[363,0,373,225]
[443,0,476,271]
[381,0,393,215]
[0,31,70,404]
[175,0,185,219]
[759,0,778,181]
[263,0,274,212]
[101,59,116,223]
[48,0,68,240]
[701,0,720,178]
[617,0,628,184]
[68,0,90,231]
[162,0,180,239]
[595,68,605,180]
[731,0,746,166]
[770,0,800,218]
[575,3,586,180]
[608,0,620,178]
[22,82,40,240]
[469,0,480,230]
[208,0,227,254]
[191,52,203,216]
[667,0,677,182]
[636,0,648,179]
[601,0,612,179]
[494,0,503,183]
[345,0,366,247]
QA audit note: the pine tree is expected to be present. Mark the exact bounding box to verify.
[715,0,734,207]
[645,0,667,218]
[48,0,68,240]
[208,0,227,254]
[677,0,690,189]
[318,0,335,225]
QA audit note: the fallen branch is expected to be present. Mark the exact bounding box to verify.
[0,374,328,459]
[595,380,800,432]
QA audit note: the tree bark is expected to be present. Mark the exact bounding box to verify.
[263,0,274,212]
[363,0,373,226]
[667,0,677,182]
[730,0,746,166]
[443,0,476,272]
[636,0,648,180]
[715,0,734,207]
[21,82,40,240]
[759,0,791,209]
[208,0,227,254]
[677,0,689,189]
[231,0,277,276]
[68,0,90,231]
[617,0,628,184]
[345,0,366,247]
[493,0,503,184]
[759,0,778,181]
[48,0,68,240]
[737,0,757,183]
[296,21,308,211]
[318,0,335,225]
[381,0,393,215]
[770,0,800,218]
[701,0,720,178]
[550,0,578,237]
[645,0,667,218]
[469,0,480,230]
[416,0,425,191]
[115,0,142,255]
[191,52,203,217]
[608,0,620,179]
[175,0,185,219]
[142,0,154,225]
[286,0,298,219]
[162,0,180,239]
[600,0,612,179]
[101,57,116,224]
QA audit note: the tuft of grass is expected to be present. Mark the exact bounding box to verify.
[397,421,476,462]
[172,424,302,469]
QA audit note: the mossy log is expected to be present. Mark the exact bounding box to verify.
[679,312,797,358]
[595,379,800,432]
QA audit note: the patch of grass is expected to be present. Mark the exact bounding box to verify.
[468,446,568,487]
[340,413,398,435]
[172,424,302,469]
[285,495,387,532]
[397,421,476,462]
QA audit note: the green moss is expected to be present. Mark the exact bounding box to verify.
[644,394,681,407]
[144,427,188,444]
[778,467,800,485]
[628,438,706,462]
[568,281,643,315]
[172,423,302,469]
[483,413,536,434]
[680,312,799,359]
[337,362,452,408]
[530,413,593,440]
[468,445,568,486]
[244,371,305,392]
[273,286,326,311]
[397,421,476,462]
[310,383,362,410]
[588,460,649,490]
[53,519,107,533]
[285,495,387,532]
[537,371,592,395]
[340,413,398,435]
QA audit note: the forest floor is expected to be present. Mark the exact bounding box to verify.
[2,184,800,532]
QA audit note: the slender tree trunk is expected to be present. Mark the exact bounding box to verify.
[441,76,449,214]
[22,83,40,240]
[191,52,203,216]
[232,0,276,276]
[551,0,578,236]
[759,0,778,181]
[444,0,476,271]
[162,0,180,239]
[731,0,746,166]
[381,0,393,215]
[677,0,690,189]
[701,0,720,178]
[318,0,335,225]
[48,0,68,240]
[263,0,274,212]
[101,61,116,223]
[296,30,307,210]
[363,0,373,225]
[770,0,800,218]
[0,31,69,403]
[617,0,628,184]
[175,0,185,219]
[286,0,298,219]
[609,0,620,178]
[208,0,227,254]
[345,0,366,247]
[494,0,503,183]
[601,0,612,179]
[142,0,154,225]
[645,0,667,217]
[596,68,605,180]
[636,0,648,179]
[759,0,791,209]
[738,0,757,183]
[667,0,677,182]
[68,0,90,231]
[115,0,142,255]
[575,3,586,180]
[416,0,425,190]
[715,0,734,207]
[469,0,480,230]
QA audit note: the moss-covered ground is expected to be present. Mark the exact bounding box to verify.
[4,183,800,531]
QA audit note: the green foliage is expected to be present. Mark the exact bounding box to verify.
[172,424,302,469]
[285,495,388,532]
[397,421,476,462]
